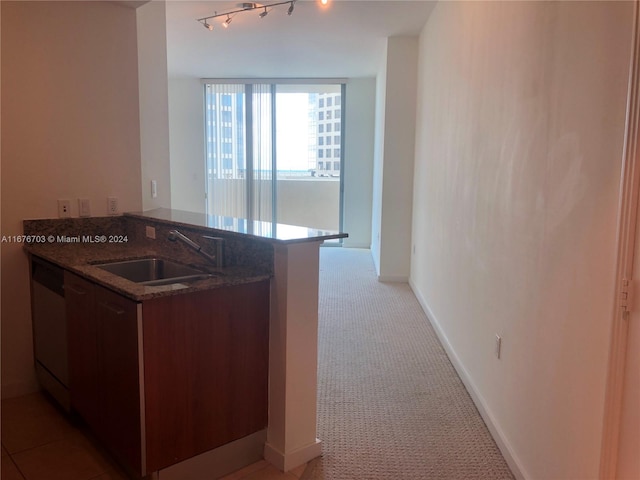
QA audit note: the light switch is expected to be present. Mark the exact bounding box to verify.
[78,198,91,217]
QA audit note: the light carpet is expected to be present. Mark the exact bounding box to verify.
[301,248,514,480]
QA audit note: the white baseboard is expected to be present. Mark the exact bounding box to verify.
[158,429,266,479]
[264,439,322,472]
[409,278,529,480]
[377,275,408,283]
[342,242,371,249]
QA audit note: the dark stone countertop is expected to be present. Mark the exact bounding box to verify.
[127,208,348,244]
[25,242,271,302]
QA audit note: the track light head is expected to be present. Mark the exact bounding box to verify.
[197,0,310,31]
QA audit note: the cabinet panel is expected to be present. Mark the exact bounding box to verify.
[95,286,142,475]
[65,272,100,431]
[65,273,142,476]
[142,280,270,472]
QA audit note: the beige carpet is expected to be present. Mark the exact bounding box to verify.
[302,248,514,480]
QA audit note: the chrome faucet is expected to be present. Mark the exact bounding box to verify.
[168,229,224,267]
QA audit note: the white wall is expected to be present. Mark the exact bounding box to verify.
[138,0,171,211]
[343,77,375,248]
[410,2,632,478]
[1,1,142,397]
[370,41,387,272]
[168,77,206,214]
[378,37,418,282]
[371,37,418,280]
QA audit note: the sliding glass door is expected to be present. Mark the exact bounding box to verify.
[205,81,344,233]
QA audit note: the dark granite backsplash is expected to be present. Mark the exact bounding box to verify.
[24,216,130,240]
[23,215,273,273]
[126,217,274,272]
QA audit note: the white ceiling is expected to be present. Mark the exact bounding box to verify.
[165,0,436,79]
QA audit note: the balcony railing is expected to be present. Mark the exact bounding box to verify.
[208,177,340,231]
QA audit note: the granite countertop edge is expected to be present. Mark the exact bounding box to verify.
[25,243,272,302]
[125,210,348,245]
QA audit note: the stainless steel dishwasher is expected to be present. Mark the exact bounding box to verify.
[31,256,69,410]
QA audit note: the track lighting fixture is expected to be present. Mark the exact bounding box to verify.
[197,0,328,31]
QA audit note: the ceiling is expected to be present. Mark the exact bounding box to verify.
[165,0,437,79]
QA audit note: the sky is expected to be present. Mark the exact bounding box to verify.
[275,93,314,171]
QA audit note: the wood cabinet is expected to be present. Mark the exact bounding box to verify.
[142,281,270,472]
[65,272,142,475]
[65,271,270,477]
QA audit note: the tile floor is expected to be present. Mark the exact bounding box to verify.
[1,392,307,480]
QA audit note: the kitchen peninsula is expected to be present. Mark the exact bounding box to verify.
[24,208,347,479]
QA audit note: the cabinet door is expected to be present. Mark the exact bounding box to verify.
[65,272,100,431]
[142,280,270,472]
[95,285,142,475]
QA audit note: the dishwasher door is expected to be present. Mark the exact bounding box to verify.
[31,257,69,410]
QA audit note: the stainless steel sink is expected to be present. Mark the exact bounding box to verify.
[94,258,213,286]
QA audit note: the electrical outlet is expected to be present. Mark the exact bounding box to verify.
[145,226,156,239]
[57,199,71,218]
[151,180,158,199]
[78,198,91,217]
[107,196,118,215]
[495,334,502,359]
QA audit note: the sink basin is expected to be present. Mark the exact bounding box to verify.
[94,258,213,286]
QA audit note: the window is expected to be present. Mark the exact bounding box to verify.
[334,161,340,170]
[334,148,340,157]
[205,82,345,232]
[334,122,340,132]
[335,108,341,118]
[335,95,341,106]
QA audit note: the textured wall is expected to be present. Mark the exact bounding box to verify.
[1,1,142,397]
[410,2,632,478]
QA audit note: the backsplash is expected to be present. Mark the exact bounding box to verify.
[23,215,274,273]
